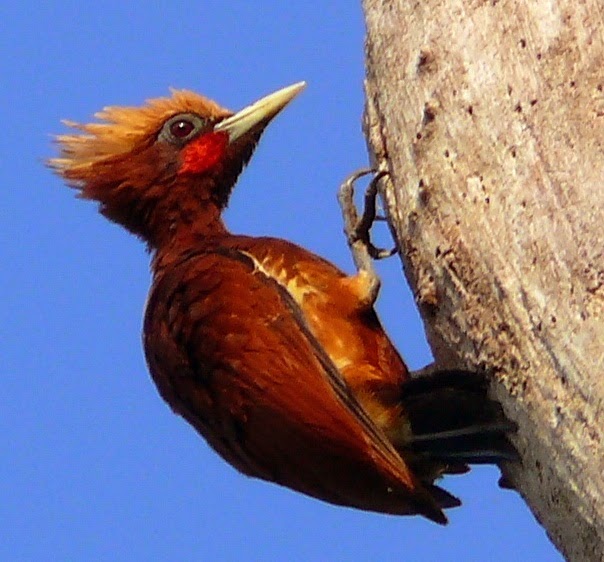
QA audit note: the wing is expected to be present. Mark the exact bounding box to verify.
[143,247,447,522]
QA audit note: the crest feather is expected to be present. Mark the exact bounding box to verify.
[48,89,231,178]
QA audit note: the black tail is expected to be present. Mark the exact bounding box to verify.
[400,370,518,475]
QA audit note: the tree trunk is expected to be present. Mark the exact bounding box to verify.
[362,1,604,560]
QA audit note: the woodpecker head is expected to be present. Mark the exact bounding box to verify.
[49,82,305,247]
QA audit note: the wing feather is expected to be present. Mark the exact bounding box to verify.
[143,248,446,522]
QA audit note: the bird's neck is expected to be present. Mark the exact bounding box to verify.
[150,202,229,275]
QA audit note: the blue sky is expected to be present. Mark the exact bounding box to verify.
[2,2,562,560]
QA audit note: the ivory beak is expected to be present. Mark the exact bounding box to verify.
[214,81,306,143]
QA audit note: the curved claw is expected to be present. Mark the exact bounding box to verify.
[337,168,375,243]
[337,168,397,272]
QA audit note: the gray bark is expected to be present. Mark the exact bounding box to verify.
[362,1,604,560]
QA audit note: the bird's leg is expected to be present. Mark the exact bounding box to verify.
[337,168,396,306]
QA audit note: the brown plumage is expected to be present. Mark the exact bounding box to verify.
[50,83,515,524]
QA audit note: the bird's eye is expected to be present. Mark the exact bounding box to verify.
[170,119,195,138]
[160,113,207,144]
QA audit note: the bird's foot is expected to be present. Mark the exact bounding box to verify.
[338,168,396,262]
[337,168,396,304]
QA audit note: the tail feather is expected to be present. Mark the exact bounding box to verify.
[425,483,461,509]
[410,443,518,464]
[400,370,518,472]
[409,421,516,444]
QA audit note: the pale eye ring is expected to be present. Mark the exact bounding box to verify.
[160,113,207,144]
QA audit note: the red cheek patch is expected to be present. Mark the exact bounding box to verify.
[179,131,229,175]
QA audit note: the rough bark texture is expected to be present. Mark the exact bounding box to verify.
[362,1,604,560]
